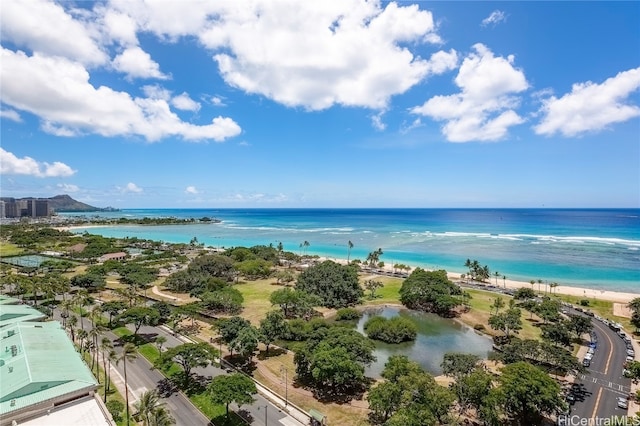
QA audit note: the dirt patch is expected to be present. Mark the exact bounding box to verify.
[614,303,632,318]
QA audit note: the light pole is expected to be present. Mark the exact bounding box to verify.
[280,365,288,407]
[258,405,268,425]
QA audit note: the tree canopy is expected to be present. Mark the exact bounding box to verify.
[208,373,257,417]
[295,260,363,308]
[399,269,461,316]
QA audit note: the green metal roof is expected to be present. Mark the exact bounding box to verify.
[0,321,97,415]
[0,304,46,328]
[0,295,20,305]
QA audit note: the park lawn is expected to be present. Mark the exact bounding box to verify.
[459,289,543,341]
[0,241,23,256]
[552,294,635,335]
[234,278,283,325]
[361,276,403,305]
[255,352,370,426]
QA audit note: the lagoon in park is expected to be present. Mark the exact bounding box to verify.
[355,306,493,377]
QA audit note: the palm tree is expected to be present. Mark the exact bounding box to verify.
[117,343,138,426]
[149,406,175,426]
[67,314,78,342]
[502,275,507,289]
[105,349,118,403]
[303,240,310,256]
[88,325,104,375]
[550,282,558,295]
[494,271,500,286]
[537,279,543,293]
[100,337,114,402]
[347,240,354,264]
[529,280,535,292]
[134,390,173,426]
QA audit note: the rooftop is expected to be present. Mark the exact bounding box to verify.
[0,295,21,305]
[0,321,97,416]
[0,304,46,328]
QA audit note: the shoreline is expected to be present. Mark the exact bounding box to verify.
[57,225,638,304]
[320,256,638,304]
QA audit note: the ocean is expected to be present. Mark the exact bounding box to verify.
[63,208,640,293]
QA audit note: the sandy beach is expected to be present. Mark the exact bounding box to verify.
[320,257,638,304]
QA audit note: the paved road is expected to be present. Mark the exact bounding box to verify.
[52,305,303,426]
[135,324,299,426]
[566,309,632,423]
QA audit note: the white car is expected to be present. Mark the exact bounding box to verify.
[617,397,628,409]
[626,355,634,363]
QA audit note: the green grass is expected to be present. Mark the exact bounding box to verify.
[361,276,403,304]
[234,278,283,324]
[0,241,23,257]
[459,289,543,341]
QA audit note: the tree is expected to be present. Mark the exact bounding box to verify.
[441,353,481,381]
[259,310,287,354]
[513,287,536,300]
[490,296,505,315]
[117,306,160,336]
[541,322,572,347]
[296,260,363,308]
[274,270,295,286]
[216,316,251,346]
[366,248,384,267]
[364,279,384,299]
[154,336,167,353]
[230,326,261,363]
[102,300,127,327]
[367,380,402,423]
[364,316,417,343]
[628,298,640,332]
[566,314,593,339]
[134,390,174,426]
[117,343,138,426]
[497,361,564,425]
[157,343,217,384]
[489,307,523,339]
[381,355,422,382]
[208,373,257,417]
[347,240,354,264]
[310,345,365,396]
[100,337,114,402]
[451,368,494,416]
[494,271,500,286]
[269,287,320,318]
[399,268,461,316]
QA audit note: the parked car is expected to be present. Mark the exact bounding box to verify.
[617,397,628,409]
[627,349,635,357]
[583,358,591,367]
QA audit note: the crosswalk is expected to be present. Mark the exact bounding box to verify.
[578,374,631,395]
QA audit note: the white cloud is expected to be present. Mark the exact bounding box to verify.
[172,93,201,112]
[112,46,169,80]
[534,67,640,137]
[57,183,80,193]
[400,118,424,134]
[120,182,143,193]
[142,85,172,101]
[0,0,107,66]
[482,10,506,27]
[371,112,387,131]
[211,96,226,107]
[194,0,444,110]
[185,186,199,194]
[0,148,76,177]
[100,8,139,46]
[411,44,528,142]
[1,108,22,122]
[0,48,241,142]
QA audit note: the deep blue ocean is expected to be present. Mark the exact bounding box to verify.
[63,208,640,293]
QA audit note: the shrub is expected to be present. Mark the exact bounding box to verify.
[106,400,124,422]
[579,299,590,307]
[336,307,362,321]
[364,316,417,343]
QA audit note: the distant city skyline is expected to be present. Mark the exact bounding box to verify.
[1,1,639,208]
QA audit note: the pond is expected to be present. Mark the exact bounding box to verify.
[355,306,493,377]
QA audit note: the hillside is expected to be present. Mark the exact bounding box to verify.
[48,194,118,212]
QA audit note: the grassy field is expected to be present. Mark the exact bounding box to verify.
[234,278,288,324]
[0,241,23,257]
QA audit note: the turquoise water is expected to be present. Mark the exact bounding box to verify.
[63,208,640,293]
[355,306,493,377]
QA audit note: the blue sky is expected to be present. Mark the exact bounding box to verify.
[1,1,639,208]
